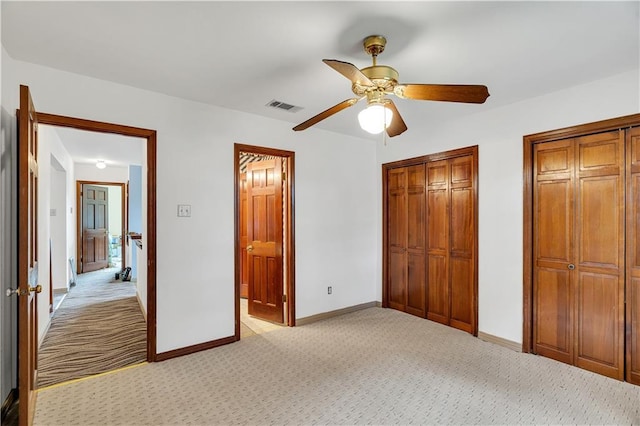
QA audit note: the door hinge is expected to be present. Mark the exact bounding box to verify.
[282,172,286,181]
[282,294,287,303]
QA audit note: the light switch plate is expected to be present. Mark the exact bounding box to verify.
[177,204,191,217]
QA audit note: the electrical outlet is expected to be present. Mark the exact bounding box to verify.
[327,286,332,295]
[177,204,191,217]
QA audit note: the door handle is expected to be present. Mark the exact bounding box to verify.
[29,285,42,294]
[567,264,575,270]
[5,288,19,297]
[247,245,254,253]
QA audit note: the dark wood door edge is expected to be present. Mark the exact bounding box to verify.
[36,111,157,362]
[155,336,236,362]
[1,388,18,422]
[234,143,296,340]
[522,113,640,353]
[381,145,479,336]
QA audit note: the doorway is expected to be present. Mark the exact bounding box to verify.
[523,113,640,385]
[76,182,125,274]
[234,144,295,339]
[36,112,157,363]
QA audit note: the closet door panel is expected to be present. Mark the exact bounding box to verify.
[449,257,473,333]
[387,168,408,311]
[627,127,640,384]
[574,131,624,380]
[533,140,574,363]
[427,255,448,324]
[407,165,426,317]
[427,160,449,323]
[388,250,407,311]
[407,252,425,317]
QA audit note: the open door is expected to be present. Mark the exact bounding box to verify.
[81,184,109,272]
[18,85,41,425]
[246,158,284,323]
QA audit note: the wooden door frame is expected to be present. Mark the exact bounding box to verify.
[76,181,126,274]
[36,112,158,361]
[522,112,640,353]
[234,143,295,338]
[382,145,479,335]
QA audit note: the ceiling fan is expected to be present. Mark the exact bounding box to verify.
[292,35,490,137]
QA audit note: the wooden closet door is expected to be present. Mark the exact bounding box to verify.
[533,131,625,380]
[387,167,408,312]
[574,131,625,380]
[627,126,640,385]
[449,155,475,333]
[533,139,575,364]
[406,164,426,317]
[426,160,449,325]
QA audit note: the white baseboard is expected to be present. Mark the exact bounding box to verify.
[296,301,379,326]
[136,292,147,323]
[477,331,522,352]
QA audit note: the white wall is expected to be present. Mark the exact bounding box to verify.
[2,50,379,353]
[107,186,122,241]
[375,69,640,344]
[50,163,67,290]
[36,125,75,341]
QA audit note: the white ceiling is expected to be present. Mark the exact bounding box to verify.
[46,125,143,168]
[2,1,639,142]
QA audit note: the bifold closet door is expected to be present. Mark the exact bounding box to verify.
[533,130,625,380]
[426,155,476,333]
[387,165,426,317]
[627,126,640,385]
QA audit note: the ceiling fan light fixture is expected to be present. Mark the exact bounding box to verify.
[96,160,106,169]
[358,103,393,134]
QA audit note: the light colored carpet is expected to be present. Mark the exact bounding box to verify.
[37,267,147,388]
[34,307,639,425]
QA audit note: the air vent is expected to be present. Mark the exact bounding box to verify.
[266,99,303,113]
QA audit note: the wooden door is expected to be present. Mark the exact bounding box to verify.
[387,167,408,311]
[533,131,625,380]
[533,139,575,365]
[426,160,449,324]
[239,173,249,299]
[82,184,109,273]
[426,155,476,333]
[386,165,426,316]
[246,159,284,323]
[627,126,640,385]
[448,155,476,333]
[18,84,40,426]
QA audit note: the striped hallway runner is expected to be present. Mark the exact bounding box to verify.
[37,267,147,388]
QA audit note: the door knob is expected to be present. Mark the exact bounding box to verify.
[29,285,42,294]
[567,264,575,270]
[247,245,254,253]
[5,288,19,297]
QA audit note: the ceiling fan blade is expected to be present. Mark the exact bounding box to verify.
[292,97,361,132]
[385,100,407,137]
[323,59,374,87]
[395,84,490,104]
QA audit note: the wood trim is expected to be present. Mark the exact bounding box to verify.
[155,336,236,362]
[382,145,479,335]
[36,112,157,362]
[296,301,378,326]
[522,113,640,354]
[477,331,522,353]
[234,143,296,337]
